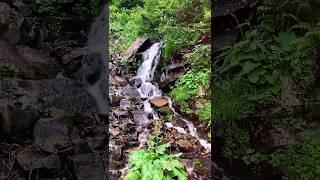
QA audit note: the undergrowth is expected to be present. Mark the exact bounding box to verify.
[124,143,187,180]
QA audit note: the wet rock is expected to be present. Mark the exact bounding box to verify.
[123,36,150,61]
[16,46,59,79]
[0,91,40,138]
[150,97,168,107]
[176,139,195,152]
[112,108,130,119]
[5,9,25,45]
[0,41,59,79]
[252,121,297,152]
[109,95,123,107]
[33,118,73,153]
[111,75,128,87]
[13,0,31,17]
[160,62,190,90]
[61,48,84,65]
[0,2,10,33]
[17,146,61,171]
[70,153,106,180]
[121,85,140,97]
[119,99,134,111]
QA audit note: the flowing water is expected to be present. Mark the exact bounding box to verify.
[79,6,108,116]
[135,42,211,151]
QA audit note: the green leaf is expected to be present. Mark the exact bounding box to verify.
[239,61,261,77]
[274,31,296,49]
[248,69,266,83]
[155,143,170,154]
[124,170,140,180]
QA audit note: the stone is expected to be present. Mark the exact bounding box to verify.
[61,48,84,64]
[111,75,128,87]
[0,41,59,79]
[0,2,10,27]
[33,118,72,153]
[13,0,31,17]
[17,146,61,171]
[176,139,195,152]
[160,62,190,90]
[121,85,140,97]
[123,36,149,61]
[119,99,133,111]
[70,153,106,180]
[150,97,168,107]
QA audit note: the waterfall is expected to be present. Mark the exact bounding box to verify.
[135,42,211,151]
[79,6,108,116]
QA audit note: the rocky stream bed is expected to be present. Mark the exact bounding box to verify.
[109,38,212,179]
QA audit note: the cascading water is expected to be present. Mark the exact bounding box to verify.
[135,42,211,152]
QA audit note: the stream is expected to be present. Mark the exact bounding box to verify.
[109,41,211,179]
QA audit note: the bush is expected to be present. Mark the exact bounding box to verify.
[124,143,187,180]
[270,138,320,180]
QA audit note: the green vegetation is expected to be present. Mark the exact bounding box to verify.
[36,0,100,16]
[110,0,211,125]
[0,65,15,79]
[270,138,320,180]
[213,0,320,178]
[124,143,187,180]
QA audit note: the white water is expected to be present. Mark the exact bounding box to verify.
[135,42,211,152]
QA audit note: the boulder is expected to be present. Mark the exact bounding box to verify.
[160,62,190,90]
[70,153,106,180]
[119,98,134,111]
[150,97,168,107]
[123,36,150,61]
[13,0,31,17]
[0,41,59,79]
[17,146,61,171]
[0,2,10,30]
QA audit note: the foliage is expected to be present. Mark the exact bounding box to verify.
[110,0,210,59]
[223,125,250,159]
[124,143,187,180]
[270,138,320,180]
[195,100,211,123]
[185,44,211,70]
[36,0,61,15]
[171,70,209,102]
[0,65,15,79]
[258,0,317,35]
[213,80,256,124]
[72,0,101,17]
[113,0,144,9]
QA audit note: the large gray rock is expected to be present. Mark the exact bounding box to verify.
[123,36,150,61]
[0,78,100,136]
[0,2,10,29]
[70,153,106,180]
[17,146,61,171]
[0,41,59,79]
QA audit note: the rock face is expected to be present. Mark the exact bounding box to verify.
[160,61,190,90]
[0,2,10,31]
[0,41,60,79]
[123,36,150,61]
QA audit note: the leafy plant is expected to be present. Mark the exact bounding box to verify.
[223,125,250,160]
[124,143,187,180]
[270,138,320,180]
[171,70,209,102]
[35,0,61,15]
[195,100,211,123]
[0,65,15,79]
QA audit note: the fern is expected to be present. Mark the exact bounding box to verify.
[124,143,187,180]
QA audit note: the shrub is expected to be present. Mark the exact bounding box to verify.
[124,143,187,180]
